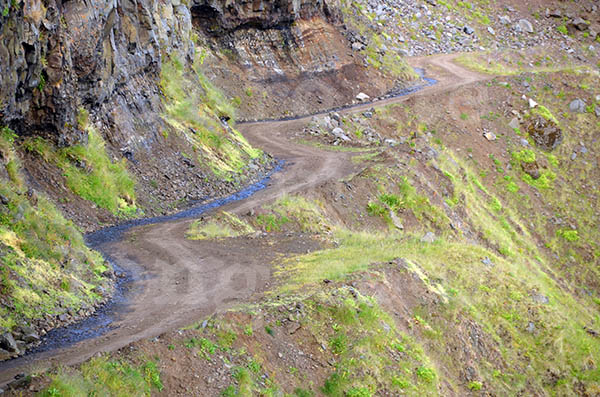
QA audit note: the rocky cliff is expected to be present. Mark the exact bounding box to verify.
[0,0,192,146]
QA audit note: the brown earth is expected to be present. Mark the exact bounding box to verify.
[0,53,489,387]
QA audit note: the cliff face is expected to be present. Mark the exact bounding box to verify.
[0,0,192,147]
[0,0,396,151]
[191,0,337,33]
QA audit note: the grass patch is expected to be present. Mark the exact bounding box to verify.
[0,128,107,332]
[40,355,163,397]
[187,211,254,240]
[160,55,262,179]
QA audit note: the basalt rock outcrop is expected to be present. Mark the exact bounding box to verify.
[191,0,339,34]
[0,0,193,148]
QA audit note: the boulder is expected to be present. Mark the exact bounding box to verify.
[330,128,351,142]
[525,116,563,150]
[569,17,589,31]
[518,19,534,33]
[0,332,18,353]
[508,117,520,130]
[356,92,370,101]
[569,99,586,113]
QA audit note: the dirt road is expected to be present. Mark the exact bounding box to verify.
[0,54,488,385]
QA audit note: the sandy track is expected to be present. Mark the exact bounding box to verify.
[0,54,488,385]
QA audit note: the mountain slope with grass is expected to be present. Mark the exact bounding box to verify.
[1,0,600,395]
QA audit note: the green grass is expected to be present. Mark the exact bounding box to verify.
[160,55,262,179]
[0,128,106,332]
[456,52,589,76]
[58,129,137,216]
[273,146,600,395]
[22,124,137,216]
[314,290,437,396]
[187,211,254,240]
[40,355,162,397]
[253,195,329,234]
[532,105,559,124]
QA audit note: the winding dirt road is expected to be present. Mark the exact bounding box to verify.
[0,54,487,385]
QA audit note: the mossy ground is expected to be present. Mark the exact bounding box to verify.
[39,355,162,397]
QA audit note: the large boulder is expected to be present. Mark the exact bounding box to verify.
[569,99,587,113]
[517,19,534,33]
[525,116,562,150]
[0,332,18,353]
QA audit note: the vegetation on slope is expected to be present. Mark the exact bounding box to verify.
[0,127,108,335]
[23,110,138,217]
[160,55,262,180]
[40,355,162,397]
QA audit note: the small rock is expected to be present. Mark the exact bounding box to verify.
[526,322,536,333]
[508,117,520,130]
[0,348,11,361]
[570,17,589,31]
[548,9,562,18]
[331,127,351,142]
[499,15,511,25]
[483,131,497,141]
[421,232,436,243]
[531,294,549,304]
[487,27,495,35]
[595,106,600,117]
[521,161,540,179]
[351,42,364,51]
[518,19,534,34]
[528,98,538,109]
[481,257,494,267]
[389,211,404,230]
[463,26,474,35]
[569,98,586,113]
[520,138,530,147]
[287,322,301,335]
[356,92,370,101]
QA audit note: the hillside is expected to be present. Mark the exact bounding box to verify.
[1,0,600,395]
